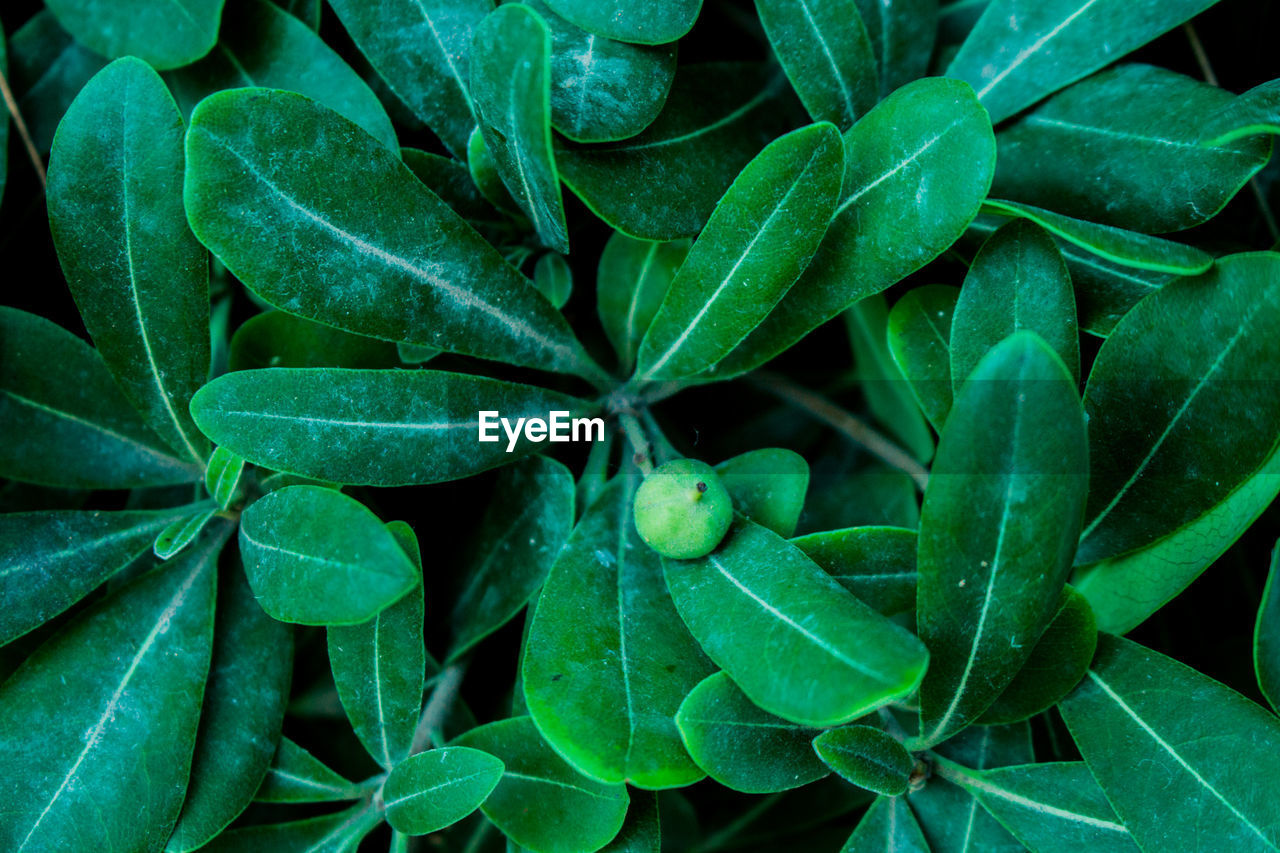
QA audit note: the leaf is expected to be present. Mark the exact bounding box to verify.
[1202,79,1280,147]
[274,0,321,28]
[44,0,223,70]
[841,796,929,852]
[254,737,365,803]
[1259,542,1280,715]
[0,525,224,851]
[533,253,574,309]
[471,4,569,253]
[675,671,829,794]
[524,470,713,788]
[450,456,575,659]
[0,307,201,489]
[166,555,294,852]
[715,77,996,378]
[934,759,1141,853]
[597,233,690,372]
[635,122,843,381]
[239,485,419,625]
[327,521,426,768]
[328,0,489,157]
[228,311,400,371]
[47,58,210,467]
[915,331,1089,747]
[1077,252,1280,565]
[791,526,917,616]
[190,368,597,486]
[184,88,603,381]
[665,518,928,727]
[205,446,245,510]
[454,716,630,853]
[542,0,701,45]
[946,0,1222,124]
[992,64,1270,233]
[164,0,398,150]
[755,0,877,130]
[402,148,505,232]
[599,791,659,853]
[468,126,525,216]
[886,285,959,430]
[154,507,218,559]
[384,747,504,835]
[812,726,913,797]
[201,804,383,852]
[1060,634,1280,851]
[854,0,938,94]
[9,11,107,152]
[557,63,798,241]
[715,448,809,538]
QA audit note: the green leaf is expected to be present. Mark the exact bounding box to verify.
[239,486,419,625]
[665,518,928,727]
[1259,543,1280,715]
[1202,79,1280,147]
[597,233,690,373]
[524,470,713,788]
[791,526,917,616]
[533,253,574,309]
[47,58,210,467]
[675,671,829,794]
[384,747,504,835]
[1060,633,1280,851]
[841,796,929,852]
[946,0,1221,124]
[716,77,996,378]
[1077,252,1280,565]
[635,122,843,381]
[600,791,659,852]
[190,368,597,486]
[44,0,223,70]
[812,726,913,797]
[402,147,505,233]
[450,456,575,659]
[166,555,294,852]
[557,63,797,241]
[755,0,877,130]
[327,521,426,768]
[164,0,398,150]
[471,4,569,253]
[886,285,959,430]
[201,803,382,852]
[915,331,1089,747]
[9,11,107,152]
[228,311,400,371]
[184,88,603,380]
[154,507,218,559]
[934,759,1141,853]
[0,525,224,851]
[274,0,320,28]
[953,220,1079,389]
[205,446,245,510]
[992,64,1270,233]
[0,307,201,489]
[254,737,365,803]
[454,716,630,853]
[327,0,488,157]
[542,0,701,45]
[468,125,525,216]
[855,0,938,94]
[0,505,196,645]
[715,448,809,538]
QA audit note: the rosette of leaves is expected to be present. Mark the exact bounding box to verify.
[2,0,1280,850]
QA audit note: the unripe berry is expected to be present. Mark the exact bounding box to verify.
[633,459,733,559]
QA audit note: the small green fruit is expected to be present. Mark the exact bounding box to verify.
[633,459,733,559]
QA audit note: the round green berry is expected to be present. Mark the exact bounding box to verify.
[633,459,733,559]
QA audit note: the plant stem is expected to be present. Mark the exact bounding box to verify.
[618,409,654,475]
[749,372,930,491]
[0,68,46,190]
[640,408,680,465]
[412,661,467,753]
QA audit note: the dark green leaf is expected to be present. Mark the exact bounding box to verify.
[1258,542,1280,714]
[9,11,107,152]
[153,506,218,559]
[600,791,659,853]
[533,253,574,309]
[468,125,525,216]
[384,747,504,835]
[855,0,938,94]
[274,0,321,28]
[254,737,365,803]
[401,147,505,231]
[812,725,913,797]
[45,0,223,70]
[228,311,400,371]
[597,233,690,373]
[202,803,382,852]
[886,284,959,430]
[542,0,701,45]
[841,796,928,852]
[791,526,917,616]
[716,448,809,538]
[1202,79,1280,147]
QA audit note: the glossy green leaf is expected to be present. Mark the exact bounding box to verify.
[471,5,569,253]
[525,470,713,788]
[716,77,996,378]
[886,285,959,430]
[558,63,797,240]
[454,716,630,853]
[534,253,574,309]
[599,791,659,853]
[205,446,244,510]
[542,0,701,45]
[468,125,524,216]
[0,526,224,851]
[274,0,320,28]
[715,448,809,538]
[166,555,294,852]
[202,803,382,852]
[1202,79,1280,147]
[254,737,365,803]
[185,88,603,380]
[993,64,1270,233]
[165,0,397,150]
[755,0,876,130]
[191,368,596,486]
[328,0,488,157]
[636,123,843,381]
[45,0,223,70]
[946,0,1221,124]
[842,796,928,852]
[675,671,829,794]
[384,747,504,835]
[1077,253,1280,565]
[855,0,938,94]
[327,521,426,768]
[915,332,1089,747]
[48,58,210,467]
[791,526,917,616]
[1257,543,1280,715]
[812,726,913,797]
[597,233,690,372]
[9,11,107,152]
[154,507,218,559]
[0,307,200,489]
[1061,634,1280,851]
[402,147,505,233]
[665,518,928,727]
[239,486,418,625]
[228,311,400,371]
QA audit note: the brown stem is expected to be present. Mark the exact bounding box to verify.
[0,68,46,190]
